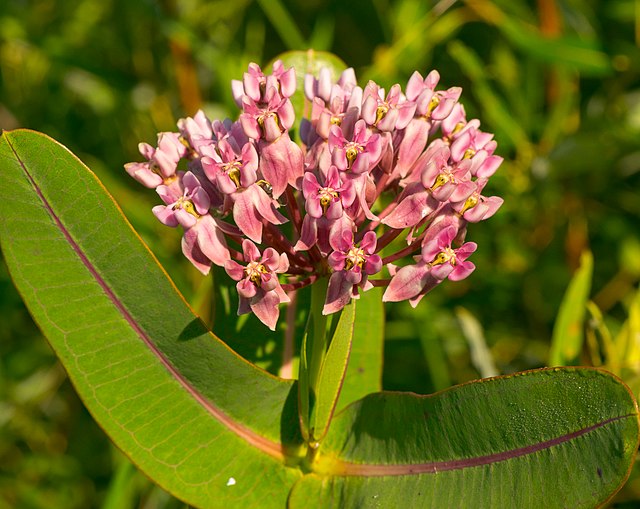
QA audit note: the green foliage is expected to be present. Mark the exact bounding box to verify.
[1,129,637,508]
[2,0,640,506]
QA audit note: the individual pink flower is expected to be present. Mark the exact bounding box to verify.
[360,81,416,132]
[177,110,214,155]
[304,67,362,141]
[239,86,295,142]
[201,140,287,243]
[323,230,382,315]
[328,119,382,220]
[295,166,356,254]
[329,119,382,174]
[152,172,230,274]
[224,240,290,330]
[383,225,476,307]
[232,60,296,107]
[450,122,498,176]
[383,144,475,229]
[125,132,186,196]
[451,178,504,223]
[406,70,461,120]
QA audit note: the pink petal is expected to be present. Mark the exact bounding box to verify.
[237,278,258,299]
[224,259,245,281]
[323,271,354,315]
[240,239,260,263]
[250,289,281,330]
[382,263,430,303]
[195,215,231,266]
[449,260,475,281]
[294,215,317,251]
[383,188,434,229]
[232,192,263,243]
[152,205,178,227]
[182,229,212,275]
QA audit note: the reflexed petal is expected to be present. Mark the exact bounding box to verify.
[294,215,318,251]
[233,192,263,243]
[224,259,245,281]
[259,135,304,197]
[237,278,258,299]
[250,289,281,330]
[382,263,430,302]
[182,229,212,275]
[152,205,179,227]
[383,189,434,229]
[196,215,231,267]
[241,239,261,262]
[449,260,475,281]
[395,119,430,178]
[250,186,287,225]
[323,271,354,315]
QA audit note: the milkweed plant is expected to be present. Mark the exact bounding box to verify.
[1,53,637,509]
[125,60,503,330]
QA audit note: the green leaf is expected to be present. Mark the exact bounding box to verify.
[2,131,638,508]
[550,250,594,366]
[309,301,356,443]
[335,287,384,412]
[291,368,639,509]
[0,129,304,508]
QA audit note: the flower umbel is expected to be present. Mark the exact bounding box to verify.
[126,59,503,329]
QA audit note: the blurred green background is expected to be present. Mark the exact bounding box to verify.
[2,0,640,507]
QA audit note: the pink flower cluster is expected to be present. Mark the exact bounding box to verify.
[125,61,503,329]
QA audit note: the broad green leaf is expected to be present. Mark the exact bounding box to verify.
[550,250,594,366]
[291,368,639,509]
[0,129,304,508]
[310,301,356,443]
[335,288,384,412]
[1,130,638,509]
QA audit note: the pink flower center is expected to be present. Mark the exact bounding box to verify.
[345,142,364,168]
[244,260,268,285]
[430,167,455,191]
[222,161,242,187]
[431,247,456,266]
[459,193,479,215]
[345,246,366,270]
[172,197,199,218]
[317,187,339,212]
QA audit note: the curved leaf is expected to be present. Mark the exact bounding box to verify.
[336,287,384,412]
[291,368,639,509]
[550,250,594,366]
[1,130,638,509]
[0,129,304,508]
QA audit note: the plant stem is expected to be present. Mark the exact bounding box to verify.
[307,278,329,392]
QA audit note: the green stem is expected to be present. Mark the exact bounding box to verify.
[307,279,329,391]
[298,277,329,444]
